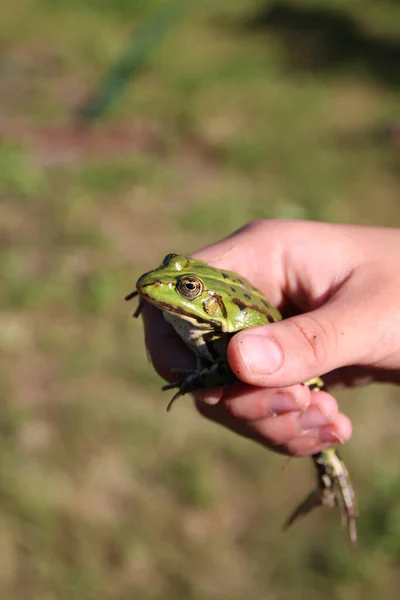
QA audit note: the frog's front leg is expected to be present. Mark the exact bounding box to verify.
[162,360,237,412]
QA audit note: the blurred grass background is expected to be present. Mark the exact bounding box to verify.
[1,1,400,598]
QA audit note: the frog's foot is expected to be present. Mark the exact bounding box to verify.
[162,363,234,412]
[283,490,321,530]
[284,449,358,546]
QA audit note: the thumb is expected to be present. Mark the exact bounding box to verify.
[227,297,377,388]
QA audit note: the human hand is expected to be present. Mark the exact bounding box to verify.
[140,220,400,456]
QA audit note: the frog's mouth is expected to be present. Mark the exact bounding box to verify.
[129,280,186,318]
[125,277,166,303]
[125,283,180,319]
[136,279,176,308]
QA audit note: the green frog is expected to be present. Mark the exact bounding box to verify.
[126,253,357,544]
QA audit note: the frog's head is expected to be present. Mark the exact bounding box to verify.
[135,253,229,327]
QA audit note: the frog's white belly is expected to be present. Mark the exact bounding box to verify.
[163,310,213,361]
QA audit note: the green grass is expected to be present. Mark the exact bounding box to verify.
[0,0,399,598]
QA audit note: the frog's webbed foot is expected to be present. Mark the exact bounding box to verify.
[284,449,358,546]
[162,363,235,412]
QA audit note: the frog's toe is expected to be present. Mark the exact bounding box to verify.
[162,375,199,411]
[165,389,183,412]
[283,490,320,531]
[162,380,182,392]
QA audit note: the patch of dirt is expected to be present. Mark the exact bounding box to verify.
[0,120,160,166]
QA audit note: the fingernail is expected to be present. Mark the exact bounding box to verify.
[319,427,344,445]
[237,333,283,375]
[194,389,223,405]
[299,406,331,431]
[269,392,309,414]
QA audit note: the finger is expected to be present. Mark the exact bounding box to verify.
[190,220,294,308]
[194,396,262,444]
[285,413,353,456]
[246,391,339,446]
[194,394,352,457]
[227,271,390,387]
[221,383,312,421]
[141,303,195,381]
[194,388,224,405]
[191,220,355,309]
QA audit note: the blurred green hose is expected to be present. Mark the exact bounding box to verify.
[77,0,191,124]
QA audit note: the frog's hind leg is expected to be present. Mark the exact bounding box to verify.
[283,489,323,531]
[287,377,358,545]
[284,449,358,546]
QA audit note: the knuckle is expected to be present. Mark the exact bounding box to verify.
[247,218,266,230]
[285,313,337,370]
[236,219,267,238]
[245,219,286,234]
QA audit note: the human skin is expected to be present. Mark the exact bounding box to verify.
[140,220,400,457]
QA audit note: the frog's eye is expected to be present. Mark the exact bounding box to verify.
[177,276,203,300]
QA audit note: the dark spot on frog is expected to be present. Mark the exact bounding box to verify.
[261,299,270,308]
[232,297,277,322]
[232,298,246,311]
[236,278,245,286]
[244,293,251,300]
[222,273,229,279]
[231,286,236,293]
